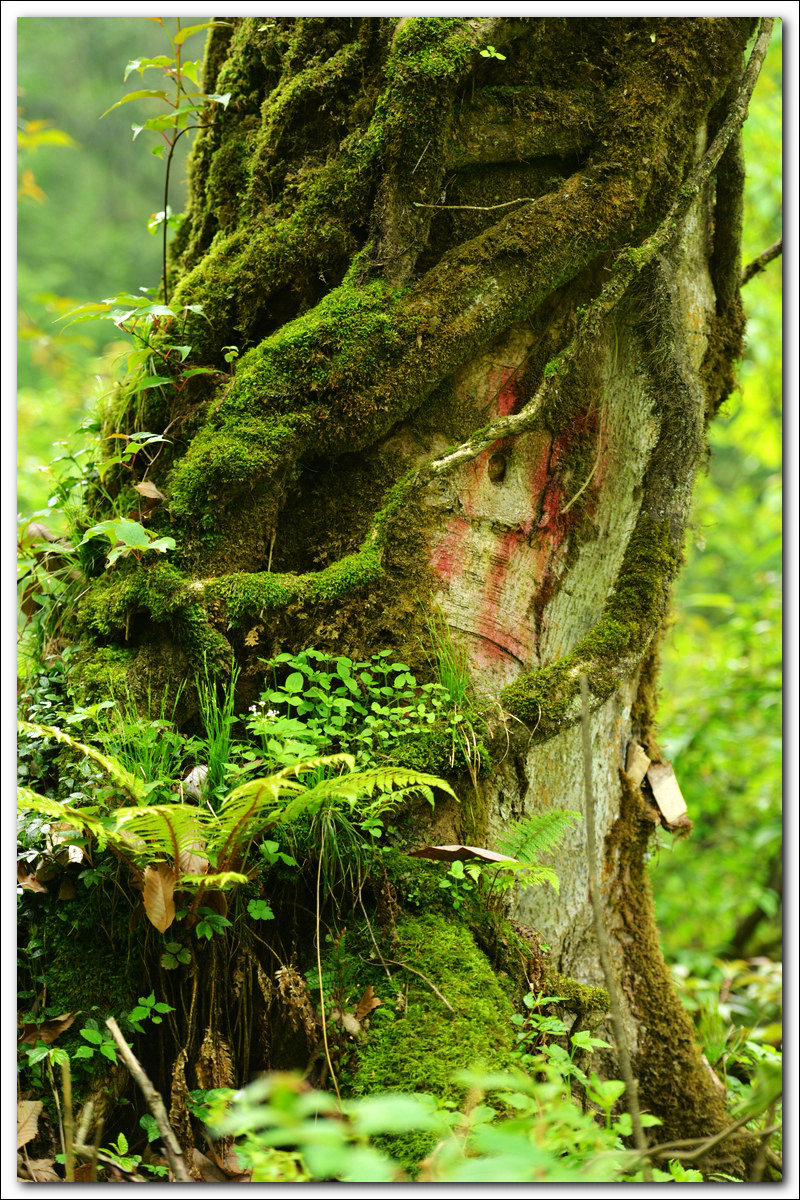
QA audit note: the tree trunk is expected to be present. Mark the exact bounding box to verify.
[73,15,761,1172]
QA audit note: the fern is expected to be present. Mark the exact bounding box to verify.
[18,720,147,802]
[496,809,582,865]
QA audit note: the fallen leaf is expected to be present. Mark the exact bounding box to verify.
[17,1099,42,1148]
[625,741,651,788]
[646,762,689,829]
[17,862,47,892]
[143,862,177,932]
[190,1148,229,1182]
[356,984,382,1021]
[18,1011,78,1046]
[134,480,166,502]
[179,838,209,877]
[17,1154,60,1182]
[409,844,518,864]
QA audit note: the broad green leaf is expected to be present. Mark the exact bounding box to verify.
[124,55,173,80]
[130,375,173,393]
[100,89,169,118]
[173,21,218,46]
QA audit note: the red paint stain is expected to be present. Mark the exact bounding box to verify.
[430,514,470,581]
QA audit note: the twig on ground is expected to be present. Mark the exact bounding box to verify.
[104,1017,191,1182]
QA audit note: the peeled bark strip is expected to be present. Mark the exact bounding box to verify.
[72,16,765,1164]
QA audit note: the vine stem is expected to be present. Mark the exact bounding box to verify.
[579,673,651,1177]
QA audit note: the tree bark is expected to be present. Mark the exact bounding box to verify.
[74,15,764,1171]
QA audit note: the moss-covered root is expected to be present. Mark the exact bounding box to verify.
[348,911,517,1172]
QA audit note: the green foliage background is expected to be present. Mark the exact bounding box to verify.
[17,19,782,963]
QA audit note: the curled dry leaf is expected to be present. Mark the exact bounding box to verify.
[409,844,518,864]
[134,479,166,502]
[18,1011,78,1046]
[17,1154,60,1182]
[17,862,47,892]
[143,862,177,932]
[625,741,651,788]
[356,984,382,1022]
[17,1099,42,1148]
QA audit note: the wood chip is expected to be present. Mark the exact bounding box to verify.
[625,741,651,788]
[646,761,689,828]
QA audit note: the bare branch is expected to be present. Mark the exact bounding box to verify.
[741,237,782,285]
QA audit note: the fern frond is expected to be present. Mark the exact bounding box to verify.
[17,787,105,839]
[496,809,582,865]
[177,871,249,890]
[112,804,211,863]
[18,720,148,802]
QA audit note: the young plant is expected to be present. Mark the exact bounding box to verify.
[102,18,232,302]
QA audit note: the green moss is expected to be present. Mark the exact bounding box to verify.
[78,561,193,638]
[546,971,609,1018]
[205,544,383,624]
[347,910,517,1172]
[69,646,135,703]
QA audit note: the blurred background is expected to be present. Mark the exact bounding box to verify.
[16,18,782,972]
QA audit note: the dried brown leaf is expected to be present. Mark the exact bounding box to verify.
[195,1025,235,1092]
[625,741,651,788]
[409,844,518,863]
[17,862,47,892]
[18,1011,78,1046]
[17,1154,60,1181]
[143,862,176,932]
[17,1099,42,1148]
[178,838,208,877]
[134,480,166,502]
[355,984,382,1022]
[169,1048,194,1155]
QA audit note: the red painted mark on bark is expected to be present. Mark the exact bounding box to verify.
[430,514,470,581]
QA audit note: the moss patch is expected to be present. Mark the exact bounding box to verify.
[347,910,517,1171]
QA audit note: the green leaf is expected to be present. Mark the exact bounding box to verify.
[80,1028,103,1045]
[124,56,174,80]
[173,21,219,46]
[100,1043,118,1063]
[101,89,169,118]
[112,519,152,550]
[130,375,173,393]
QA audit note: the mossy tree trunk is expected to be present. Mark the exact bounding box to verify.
[75,15,761,1166]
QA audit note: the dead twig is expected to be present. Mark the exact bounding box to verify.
[365,955,455,1012]
[741,237,782,285]
[104,1017,191,1182]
